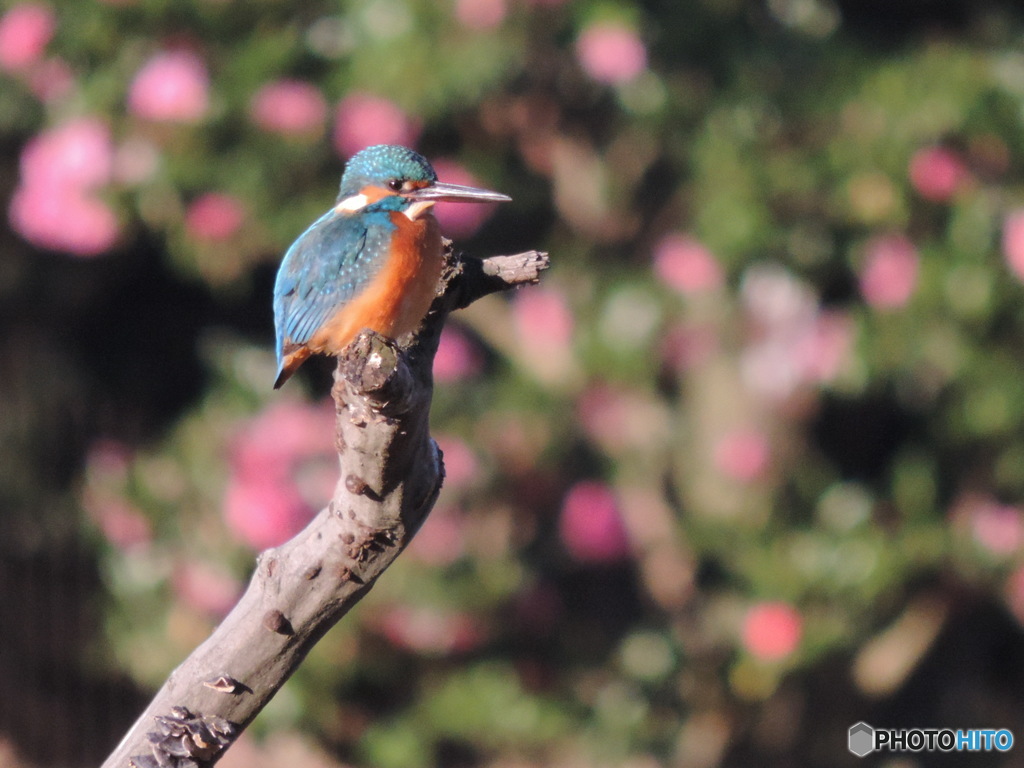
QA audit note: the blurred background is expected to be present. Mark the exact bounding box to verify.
[3,0,1024,766]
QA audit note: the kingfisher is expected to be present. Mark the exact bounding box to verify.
[272,144,511,389]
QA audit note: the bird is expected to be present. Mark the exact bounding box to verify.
[272,144,511,389]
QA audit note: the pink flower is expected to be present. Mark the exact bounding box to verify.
[249,79,327,138]
[433,325,484,382]
[430,159,501,238]
[332,93,419,158]
[185,192,245,242]
[173,560,241,617]
[229,401,334,483]
[793,310,854,384]
[223,475,312,550]
[742,602,802,661]
[908,145,969,202]
[25,55,73,101]
[513,285,574,351]
[559,481,630,563]
[376,605,486,655]
[223,400,335,549]
[85,495,151,550]
[952,494,1024,557]
[653,233,724,295]
[576,21,646,85]
[407,505,466,567]
[0,3,55,72]
[128,50,209,123]
[1002,209,1024,283]
[659,322,719,374]
[19,117,112,190]
[85,439,134,480]
[10,184,119,256]
[859,234,919,310]
[455,0,507,29]
[10,118,119,255]
[972,503,1024,556]
[712,429,770,482]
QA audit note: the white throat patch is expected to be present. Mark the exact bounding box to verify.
[403,200,435,221]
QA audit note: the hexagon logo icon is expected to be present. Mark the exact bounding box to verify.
[848,722,874,757]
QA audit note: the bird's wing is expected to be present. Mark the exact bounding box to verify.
[273,209,387,365]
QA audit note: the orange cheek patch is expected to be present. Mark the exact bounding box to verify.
[361,185,392,204]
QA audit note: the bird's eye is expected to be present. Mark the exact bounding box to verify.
[387,179,403,192]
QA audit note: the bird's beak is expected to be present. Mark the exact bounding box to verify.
[404,182,511,204]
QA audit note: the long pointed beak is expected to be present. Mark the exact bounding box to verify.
[405,181,511,204]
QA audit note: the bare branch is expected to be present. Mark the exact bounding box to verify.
[102,247,549,768]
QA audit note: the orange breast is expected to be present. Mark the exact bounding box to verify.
[306,210,443,356]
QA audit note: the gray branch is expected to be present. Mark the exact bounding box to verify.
[102,246,549,768]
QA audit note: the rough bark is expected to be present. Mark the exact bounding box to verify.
[101,246,549,768]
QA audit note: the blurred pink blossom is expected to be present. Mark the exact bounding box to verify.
[559,481,630,563]
[26,55,72,101]
[576,21,646,85]
[513,285,574,351]
[223,400,335,549]
[653,233,724,295]
[712,429,770,482]
[455,0,507,29]
[742,601,802,661]
[85,495,152,550]
[908,145,969,202]
[229,400,334,483]
[376,605,486,655]
[249,79,327,138]
[659,322,719,374]
[0,3,54,72]
[185,192,245,242]
[859,234,919,310]
[333,93,419,158]
[792,310,854,384]
[223,475,312,550]
[430,159,501,238]
[739,265,854,399]
[10,184,119,256]
[81,439,150,549]
[741,263,816,330]
[173,560,241,617]
[952,493,1024,557]
[20,117,112,190]
[85,438,134,480]
[433,325,484,382]
[1002,209,1024,283]
[972,503,1024,556]
[407,505,467,566]
[128,50,209,123]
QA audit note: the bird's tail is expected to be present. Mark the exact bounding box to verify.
[273,348,310,389]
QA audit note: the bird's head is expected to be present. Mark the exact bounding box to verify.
[334,144,510,219]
